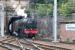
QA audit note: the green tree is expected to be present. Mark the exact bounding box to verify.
[35,4,53,17]
[30,0,53,4]
[67,0,75,13]
[58,0,75,17]
[59,3,71,16]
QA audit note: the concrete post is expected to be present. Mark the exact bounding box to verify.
[0,3,5,37]
[53,0,58,42]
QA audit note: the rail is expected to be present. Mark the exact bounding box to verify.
[0,36,73,50]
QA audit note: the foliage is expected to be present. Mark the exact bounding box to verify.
[27,4,53,17]
[67,0,75,13]
[29,0,75,17]
[36,0,46,4]
[58,0,75,17]
[57,0,68,4]
[59,3,71,17]
[30,0,54,4]
[35,4,53,17]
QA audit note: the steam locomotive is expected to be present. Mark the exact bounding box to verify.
[8,16,38,38]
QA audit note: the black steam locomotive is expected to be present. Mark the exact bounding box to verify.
[8,16,38,38]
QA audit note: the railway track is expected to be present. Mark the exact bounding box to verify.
[0,36,22,50]
[0,36,73,50]
[20,38,72,50]
[0,45,11,50]
[0,36,43,50]
[33,43,71,50]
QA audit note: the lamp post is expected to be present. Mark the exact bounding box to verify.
[53,0,58,42]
